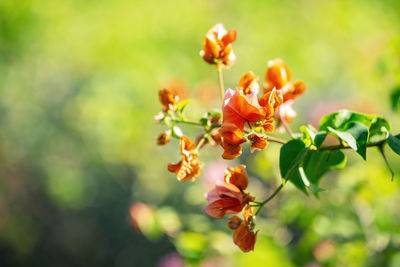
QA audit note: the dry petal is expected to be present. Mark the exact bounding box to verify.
[233,224,258,252]
[227,215,243,230]
[224,165,248,191]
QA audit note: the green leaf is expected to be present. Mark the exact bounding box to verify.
[279,139,308,183]
[388,134,400,156]
[319,109,376,131]
[298,167,325,193]
[327,122,369,159]
[369,116,391,141]
[176,99,192,114]
[390,86,400,112]
[289,150,347,195]
[300,125,327,149]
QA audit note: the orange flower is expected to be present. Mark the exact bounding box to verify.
[157,131,172,145]
[159,89,178,112]
[242,204,254,224]
[220,88,281,159]
[204,165,254,219]
[168,136,203,182]
[238,71,259,95]
[263,58,291,91]
[233,224,258,252]
[200,23,237,66]
[248,133,269,153]
[263,58,306,124]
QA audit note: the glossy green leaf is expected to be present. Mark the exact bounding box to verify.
[369,116,391,141]
[300,125,327,149]
[298,167,325,193]
[289,150,347,195]
[319,109,376,131]
[279,139,308,183]
[327,122,369,159]
[388,134,400,156]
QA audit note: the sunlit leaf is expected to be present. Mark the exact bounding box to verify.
[298,167,325,193]
[369,116,391,141]
[327,122,369,159]
[176,99,192,114]
[319,109,376,131]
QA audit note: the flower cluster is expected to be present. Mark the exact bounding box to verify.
[155,23,308,253]
[205,165,258,252]
[200,23,237,67]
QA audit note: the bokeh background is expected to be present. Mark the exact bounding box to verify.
[1,0,400,266]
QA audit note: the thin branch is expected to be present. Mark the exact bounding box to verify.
[267,136,287,145]
[216,64,225,104]
[279,107,294,138]
[319,139,387,151]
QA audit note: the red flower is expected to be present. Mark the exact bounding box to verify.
[168,136,203,182]
[200,23,237,66]
[204,165,254,218]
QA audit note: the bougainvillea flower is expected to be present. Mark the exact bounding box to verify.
[204,165,254,219]
[238,71,259,95]
[224,165,248,191]
[233,224,258,252]
[159,89,179,112]
[200,23,237,66]
[168,136,203,182]
[263,58,306,124]
[220,88,281,159]
[263,58,291,91]
[247,133,269,153]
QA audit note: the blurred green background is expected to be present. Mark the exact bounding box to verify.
[1,0,400,266]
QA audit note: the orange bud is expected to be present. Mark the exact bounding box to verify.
[227,215,243,230]
[159,89,178,112]
[157,131,172,145]
[224,165,248,190]
[233,224,258,252]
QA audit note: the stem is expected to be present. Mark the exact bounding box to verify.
[267,136,287,145]
[319,139,387,151]
[216,64,225,104]
[279,107,294,138]
[171,119,203,127]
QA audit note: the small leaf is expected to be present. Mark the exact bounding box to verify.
[171,125,183,138]
[327,122,369,159]
[199,117,209,127]
[279,139,308,182]
[176,99,192,114]
[300,125,327,149]
[388,134,400,156]
[369,116,391,141]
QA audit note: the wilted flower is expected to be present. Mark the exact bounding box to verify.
[233,224,258,252]
[204,165,254,218]
[247,133,268,153]
[157,131,172,145]
[168,136,203,182]
[200,23,237,67]
[227,215,243,230]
